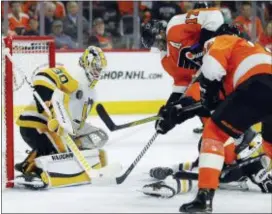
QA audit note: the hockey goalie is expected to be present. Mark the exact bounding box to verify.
[14,46,110,189]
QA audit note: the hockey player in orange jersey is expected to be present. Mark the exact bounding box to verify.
[142,3,227,138]
[164,34,272,213]
[141,2,241,175]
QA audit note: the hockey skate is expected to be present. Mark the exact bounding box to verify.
[14,171,48,190]
[179,188,214,213]
[141,175,192,198]
[14,150,38,174]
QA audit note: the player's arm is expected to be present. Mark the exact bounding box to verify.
[199,37,229,110]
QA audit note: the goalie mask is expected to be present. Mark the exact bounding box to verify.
[79,46,107,88]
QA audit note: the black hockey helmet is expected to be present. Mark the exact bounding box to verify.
[215,23,242,37]
[141,19,167,49]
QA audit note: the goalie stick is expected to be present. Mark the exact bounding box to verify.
[174,154,265,181]
[4,49,120,182]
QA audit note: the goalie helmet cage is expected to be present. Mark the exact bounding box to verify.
[2,36,56,188]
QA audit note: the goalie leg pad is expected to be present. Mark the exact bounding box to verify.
[34,149,103,188]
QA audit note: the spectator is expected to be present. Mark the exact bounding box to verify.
[152,1,182,22]
[53,1,66,19]
[220,6,232,24]
[21,1,38,19]
[117,1,148,16]
[101,1,121,39]
[50,20,76,50]
[258,21,272,51]
[24,18,39,35]
[234,2,264,40]
[44,2,56,35]
[179,1,194,13]
[8,1,29,35]
[88,18,112,49]
[264,2,272,23]
[63,1,89,45]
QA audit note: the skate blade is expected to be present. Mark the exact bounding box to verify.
[9,178,46,190]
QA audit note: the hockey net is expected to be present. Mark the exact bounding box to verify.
[2,36,55,188]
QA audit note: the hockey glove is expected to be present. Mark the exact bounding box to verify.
[169,96,210,124]
[199,74,221,110]
[155,105,176,135]
[168,97,198,124]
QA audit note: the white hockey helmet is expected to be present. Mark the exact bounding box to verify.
[79,46,107,88]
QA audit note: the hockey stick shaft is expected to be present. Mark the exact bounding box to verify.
[115,132,159,184]
[96,103,160,131]
[114,102,203,184]
[97,101,202,132]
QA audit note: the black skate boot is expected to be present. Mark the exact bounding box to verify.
[179,188,215,213]
[15,150,38,174]
[15,168,48,190]
[149,167,174,180]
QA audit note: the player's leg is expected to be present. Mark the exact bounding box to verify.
[15,127,59,175]
[180,74,272,213]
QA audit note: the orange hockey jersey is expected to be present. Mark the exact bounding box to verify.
[162,8,224,93]
[201,35,272,95]
[8,12,29,31]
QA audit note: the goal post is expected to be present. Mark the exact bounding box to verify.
[2,36,56,188]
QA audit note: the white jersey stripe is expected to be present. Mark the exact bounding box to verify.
[233,54,272,87]
[199,153,224,170]
[172,85,187,93]
[21,111,48,122]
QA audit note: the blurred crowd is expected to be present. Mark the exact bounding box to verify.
[1,1,272,51]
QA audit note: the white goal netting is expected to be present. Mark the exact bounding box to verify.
[2,36,55,188]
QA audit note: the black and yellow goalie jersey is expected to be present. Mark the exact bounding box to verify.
[16,66,95,132]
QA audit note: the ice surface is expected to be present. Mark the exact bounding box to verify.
[2,116,272,213]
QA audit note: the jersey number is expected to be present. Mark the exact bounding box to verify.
[185,10,199,24]
[52,68,69,84]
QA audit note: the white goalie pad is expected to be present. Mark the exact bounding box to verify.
[74,123,109,149]
[35,149,100,178]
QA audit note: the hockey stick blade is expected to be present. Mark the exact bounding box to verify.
[96,103,160,132]
[96,104,116,131]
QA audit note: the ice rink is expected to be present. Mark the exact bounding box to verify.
[2,115,272,213]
